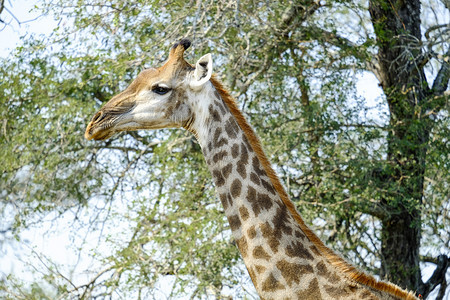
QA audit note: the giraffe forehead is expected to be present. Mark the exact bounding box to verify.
[125,68,159,92]
[129,64,189,92]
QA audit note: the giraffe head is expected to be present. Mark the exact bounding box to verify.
[85,39,213,140]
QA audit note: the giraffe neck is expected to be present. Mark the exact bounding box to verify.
[185,78,415,300]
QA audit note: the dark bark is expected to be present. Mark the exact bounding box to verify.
[432,47,450,96]
[368,0,436,294]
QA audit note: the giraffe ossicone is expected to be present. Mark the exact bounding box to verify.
[85,40,418,300]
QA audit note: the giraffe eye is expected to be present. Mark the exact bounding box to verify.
[152,85,171,95]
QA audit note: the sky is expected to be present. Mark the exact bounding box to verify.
[0,0,448,299]
[0,0,57,57]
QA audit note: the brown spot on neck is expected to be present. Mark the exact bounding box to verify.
[247,226,257,239]
[276,259,314,286]
[285,241,314,260]
[254,264,266,274]
[253,245,271,261]
[301,278,323,300]
[239,206,249,221]
[228,214,241,231]
[230,179,242,198]
[260,223,280,253]
[262,273,285,292]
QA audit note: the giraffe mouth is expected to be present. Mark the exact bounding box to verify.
[85,110,175,140]
[85,101,137,140]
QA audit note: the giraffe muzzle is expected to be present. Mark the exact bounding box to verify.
[85,110,116,140]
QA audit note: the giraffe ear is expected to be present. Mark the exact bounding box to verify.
[190,53,213,91]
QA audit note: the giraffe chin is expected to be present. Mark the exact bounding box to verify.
[84,126,117,141]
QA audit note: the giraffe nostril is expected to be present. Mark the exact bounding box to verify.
[92,111,104,123]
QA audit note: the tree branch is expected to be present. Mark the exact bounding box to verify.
[440,0,450,10]
[418,254,450,299]
[0,0,5,22]
[432,47,450,96]
[309,26,381,78]
[0,225,12,234]
[236,0,322,96]
[436,277,447,300]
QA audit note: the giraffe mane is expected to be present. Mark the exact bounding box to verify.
[209,76,418,300]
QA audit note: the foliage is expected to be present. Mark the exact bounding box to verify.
[0,0,448,299]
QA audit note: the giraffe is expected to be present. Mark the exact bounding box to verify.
[85,39,418,300]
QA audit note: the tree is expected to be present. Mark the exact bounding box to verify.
[0,0,448,299]
[368,0,449,294]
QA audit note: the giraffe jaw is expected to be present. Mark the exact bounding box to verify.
[85,110,179,140]
[84,126,115,140]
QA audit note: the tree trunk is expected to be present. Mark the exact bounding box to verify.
[368,0,432,292]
